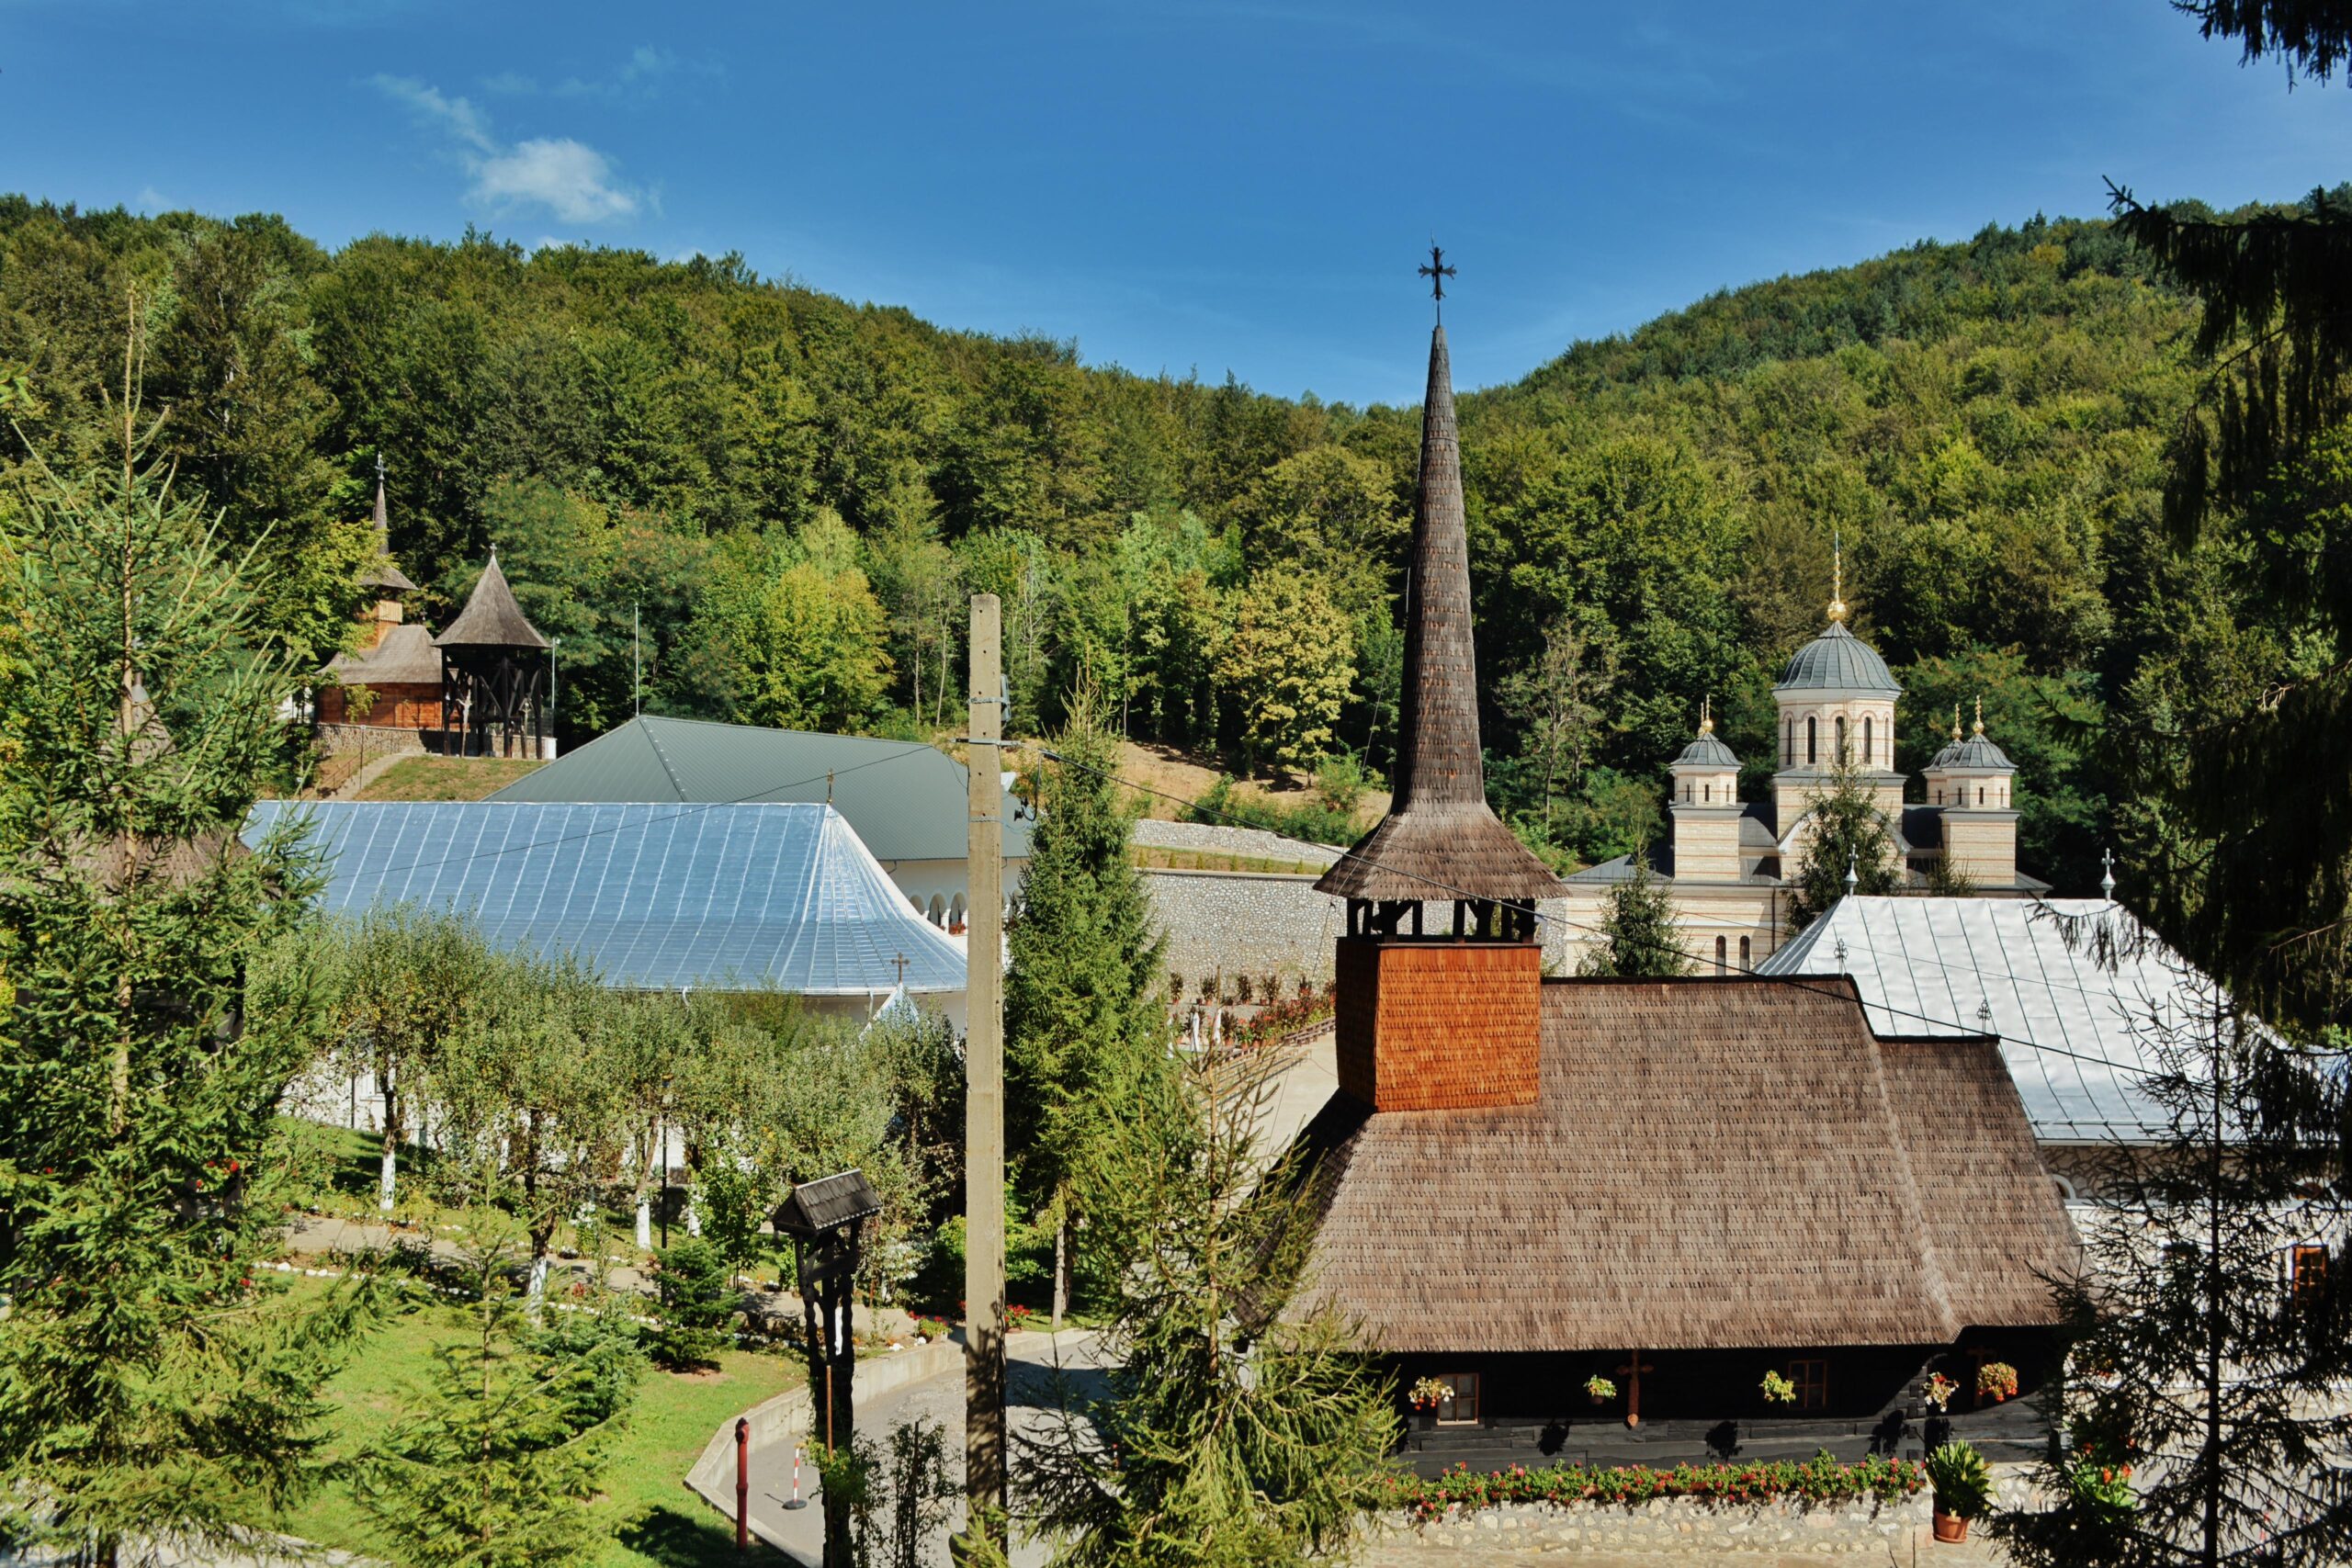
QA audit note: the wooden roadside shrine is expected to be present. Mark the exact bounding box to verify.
[775,1169,883,1568]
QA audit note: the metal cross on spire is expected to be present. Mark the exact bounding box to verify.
[1418,243,1456,321]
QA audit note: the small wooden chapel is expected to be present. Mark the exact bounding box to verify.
[1285,289,2080,1470]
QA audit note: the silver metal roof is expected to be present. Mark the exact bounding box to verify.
[1672,730,1741,769]
[244,800,967,995]
[1758,895,2191,1143]
[1928,732,2017,772]
[1773,621,1902,695]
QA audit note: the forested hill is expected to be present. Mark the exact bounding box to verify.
[2,198,2237,894]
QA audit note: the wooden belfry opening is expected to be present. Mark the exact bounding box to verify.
[1317,264,1566,1114]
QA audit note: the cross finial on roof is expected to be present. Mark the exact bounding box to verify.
[1951,704,1962,743]
[1827,528,1848,624]
[2101,848,2117,899]
[1698,694,1713,736]
[1845,850,1859,894]
[1418,242,1456,321]
[1972,694,1985,737]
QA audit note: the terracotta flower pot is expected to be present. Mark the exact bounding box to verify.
[1932,1508,1969,1544]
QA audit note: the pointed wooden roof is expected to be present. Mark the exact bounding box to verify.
[433,549,548,651]
[1315,326,1564,903]
[357,474,417,594]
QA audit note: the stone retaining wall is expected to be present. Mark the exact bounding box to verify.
[1132,818,1342,865]
[1360,1493,1928,1558]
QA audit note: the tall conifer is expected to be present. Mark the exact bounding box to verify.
[0,368,376,1562]
[1004,688,1167,1324]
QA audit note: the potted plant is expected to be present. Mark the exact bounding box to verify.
[1408,1376,1447,1429]
[1977,1361,2019,1404]
[1759,1370,1796,1405]
[1926,1440,1993,1543]
[1923,1371,1958,1413]
[1584,1374,1617,1406]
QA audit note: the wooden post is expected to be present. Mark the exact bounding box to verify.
[734,1417,750,1552]
[963,593,1008,1545]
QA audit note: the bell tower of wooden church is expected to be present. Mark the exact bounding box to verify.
[1316,290,1566,1113]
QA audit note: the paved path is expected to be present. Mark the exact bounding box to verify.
[745,1330,1113,1568]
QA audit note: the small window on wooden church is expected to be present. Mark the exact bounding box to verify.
[1787,1359,1827,1411]
[2294,1246,2329,1303]
[1435,1371,1480,1425]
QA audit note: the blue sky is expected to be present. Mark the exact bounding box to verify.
[3,1,2343,404]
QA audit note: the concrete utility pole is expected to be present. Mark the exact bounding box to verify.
[963,593,1009,1543]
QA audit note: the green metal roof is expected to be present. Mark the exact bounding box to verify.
[487,715,1029,863]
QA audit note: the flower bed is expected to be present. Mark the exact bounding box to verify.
[1388,1452,1928,1522]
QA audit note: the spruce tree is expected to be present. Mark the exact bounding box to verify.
[1017,1046,1396,1567]
[1004,690,1167,1325]
[1577,860,1694,977]
[1784,755,1902,931]
[2106,1,2352,1039]
[357,1222,639,1568]
[1995,958,2352,1567]
[0,389,378,1561]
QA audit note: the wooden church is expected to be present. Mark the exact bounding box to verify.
[1286,307,2079,1471]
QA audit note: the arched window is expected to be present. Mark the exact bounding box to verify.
[1783,717,1793,765]
[1835,715,1848,762]
[1805,716,1817,765]
[927,894,946,926]
[1977,786,1985,807]
[1862,715,1873,764]
[1714,936,1727,975]
[950,893,967,931]
[1703,782,1712,803]
[1739,935,1752,966]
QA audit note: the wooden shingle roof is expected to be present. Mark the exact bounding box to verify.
[1317,325,1563,904]
[1289,976,2077,1353]
[433,550,548,651]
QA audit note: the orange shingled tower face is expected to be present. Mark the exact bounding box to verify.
[1334,940,1541,1111]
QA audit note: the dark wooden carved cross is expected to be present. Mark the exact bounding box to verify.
[1418,243,1456,311]
[1619,1349,1655,1428]
[892,952,909,987]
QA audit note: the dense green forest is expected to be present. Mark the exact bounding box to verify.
[0,194,2301,895]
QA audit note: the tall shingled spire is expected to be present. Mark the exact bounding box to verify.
[359,453,418,594]
[1316,310,1566,904]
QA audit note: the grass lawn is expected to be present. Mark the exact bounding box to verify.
[278,1280,803,1567]
[356,755,547,802]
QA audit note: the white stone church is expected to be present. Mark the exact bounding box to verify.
[1560,570,2049,973]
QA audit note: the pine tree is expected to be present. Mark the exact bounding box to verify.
[1017,1046,1397,1567]
[1995,953,2352,1567]
[357,1223,639,1568]
[0,368,378,1562]
[1784,755,1903,931]
[1004,690,1168,1326]
[1577,860,1693,977]
[2107,2,2352,1039]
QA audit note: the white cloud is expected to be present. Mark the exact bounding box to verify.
[473,140,639,223]
[374,74,639,225]
[374,73,493,152]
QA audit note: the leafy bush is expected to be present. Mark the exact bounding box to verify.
[1390,1451,1927,1520]
[1926,1441,1994,1520]
[648,1236,736,1371]
[1228,981,1337,1047]
[1187,775,1358,847]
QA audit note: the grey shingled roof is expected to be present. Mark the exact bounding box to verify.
[323,623,443,686]
[1291,977,2075,1352]
[434,551,548,650]
[1758,896,2183,1142]
[1773,621,1902,695]
[1930,732,2018,772]
[242,800,967,995]
[486,715,1030,863]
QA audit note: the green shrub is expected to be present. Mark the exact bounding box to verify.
[648,1236,735,1371]
[1926,1441,1994,1519]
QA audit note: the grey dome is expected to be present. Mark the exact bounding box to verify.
[1774,621,1901,695]
[1673,730,1741,769]
[1929,732,2016,773]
